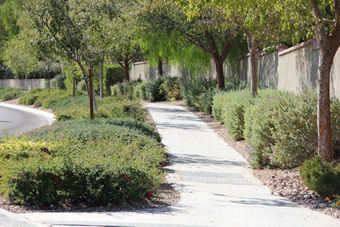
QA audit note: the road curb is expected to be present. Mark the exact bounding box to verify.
[0,209,50,227]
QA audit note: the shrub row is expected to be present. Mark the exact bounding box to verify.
[1,89,165,208]
[211,87,340,169]
[181,77,247,115]
[111,77,182,102]
[0,132,165,207]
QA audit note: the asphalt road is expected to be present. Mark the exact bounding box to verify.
[0,105,49,138]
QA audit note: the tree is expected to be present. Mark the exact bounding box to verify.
[1,0,19,38]
[15,0,118,117]
[106,4,143,82]
[143,0,236,89]
[178,0,286,96]
[282,0,340,163]
[3,36,38,91]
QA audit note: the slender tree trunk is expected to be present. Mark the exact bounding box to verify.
[213,57,225,90]
[75,59,89,97]
[25,73,27,92]
[123,58,130,81]
[317,48,336,163]
[249,47,258,97]
[88,67,94,120]
[100,53,105,100]
[246,31,261,97]
[72,71,75,97]
[158,57,163,77]
[47,66,50,93]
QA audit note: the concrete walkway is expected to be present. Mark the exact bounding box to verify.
[2,102,340,226]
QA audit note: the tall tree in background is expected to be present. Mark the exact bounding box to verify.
[143,0,236,89]
[178,0,286,96]
[283,0,340,163]
[3,36,38,91]
[15,0,118,117]
[106,2,143,82]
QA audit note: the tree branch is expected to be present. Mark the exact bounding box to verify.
[183,33,211,54]
[308,1,324,21]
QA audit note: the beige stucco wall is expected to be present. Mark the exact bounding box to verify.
[130,39,340,98]
[130,62,189,81]
[277,40,319,93]
[0,79,46,90]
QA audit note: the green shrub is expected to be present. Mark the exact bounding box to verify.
[104,64,125,95]
[76,80,87,93]
[138,81,148,100]
[50,74,66,90]
[0,88,23,101]
[110,84,124,96]
[145,78,165,102]
[0,134,165,207]
[159,77,182,102]
[300,156,340,197]
[243,88,340,169]
[181,78,217,110]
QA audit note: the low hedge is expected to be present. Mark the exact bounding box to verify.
[244,88,340,169]
[0,134,165,207]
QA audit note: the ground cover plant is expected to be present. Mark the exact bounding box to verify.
[0,87,23,101]
[0,89,166,208]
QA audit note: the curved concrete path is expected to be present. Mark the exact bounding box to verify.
[2,102,340,226]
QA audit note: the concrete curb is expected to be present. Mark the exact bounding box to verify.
[0,103,55,125]
[0,209,49,227]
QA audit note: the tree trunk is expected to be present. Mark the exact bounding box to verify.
[124,58,130,82]
[72,71,75,97]
[47,66,50,93]
[317,48,335,163]
[249,47,258,97]
[100,53,105,100]
[75,59,89,97]
[213,58,225,90]
[158,57,163,77]
[246,31,261,97]
[25,73,27,92]
[88,67,94,120]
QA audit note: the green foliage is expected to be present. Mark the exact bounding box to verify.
[0,131,165,207]
[181,77,217,110]
[0,87,23,101]
[138,81,148,100]
[243,88,340,169]
[103,64,125,94]
[50,74,66,90]
[145,78,165,102]
[212,88,275,141]
[300,156,340,198]
[76,80,87,93]
[159,77,182,102]
[55,96,144,121]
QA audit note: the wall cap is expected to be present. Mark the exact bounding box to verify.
[278,38,317,56]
